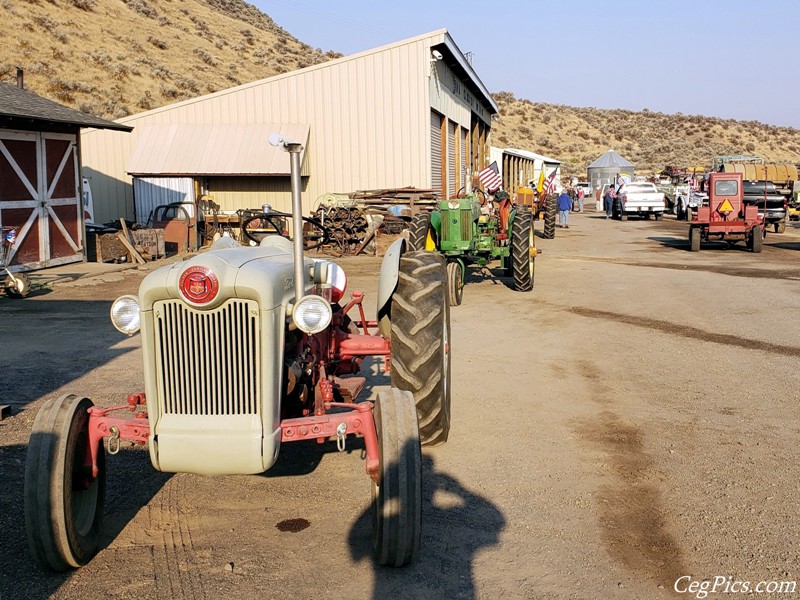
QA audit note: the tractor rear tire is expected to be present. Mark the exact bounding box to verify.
[391,251,451,446]
[371,388,421,567]
[751,225,764,253]
[511,210,534,292]
[543,197,556,239]
[689,227,701,252]
[446,261,463,306]
[25,394,106,571]
[407,213,430,251]
[4,272,31,298]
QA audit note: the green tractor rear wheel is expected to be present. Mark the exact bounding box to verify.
[407,213,430,251]
[543,197,556,239]
[511,211,534,292]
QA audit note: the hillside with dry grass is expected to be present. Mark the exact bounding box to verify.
[1,0,340,119]
[491,92,800,177]
[3,0,800,178]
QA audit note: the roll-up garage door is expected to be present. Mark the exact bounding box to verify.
[431,110,443,195]
[447,120,457,198]
[461,127,468,190]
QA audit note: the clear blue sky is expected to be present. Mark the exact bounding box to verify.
[255,0,799,129]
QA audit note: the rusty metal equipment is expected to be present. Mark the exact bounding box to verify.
[688,172,764,253]
[149,202,197,254]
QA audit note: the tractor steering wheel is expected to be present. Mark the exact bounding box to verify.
[240,210,330,250]
[455,186,488,206]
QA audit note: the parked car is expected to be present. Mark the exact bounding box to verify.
[742,180,788,233]
[575,181,593,198]
[613,182,666,220]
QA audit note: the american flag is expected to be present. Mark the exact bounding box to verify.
[477,161,502,192]
[543,171,557,194]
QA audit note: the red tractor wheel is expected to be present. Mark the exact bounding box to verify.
[390,251,451,446]
[25,394,106,571]
[371,388,421,567]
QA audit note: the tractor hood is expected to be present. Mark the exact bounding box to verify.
[139,235,310,311]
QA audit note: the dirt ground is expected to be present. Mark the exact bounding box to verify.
[2,209,799,599]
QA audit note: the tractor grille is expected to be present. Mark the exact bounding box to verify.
[153,299,260,416]
[442,209,472,242]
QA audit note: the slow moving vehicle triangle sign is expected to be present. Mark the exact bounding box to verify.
[717,199,735,214]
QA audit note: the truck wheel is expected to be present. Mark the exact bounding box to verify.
[543,197,556,239]
[751,226,764,253]
[391,252,450,446]
[689,227,701,252]
[25,394,106,571]
[511,210,534,292]
[620,213,628,221]
[407,213,431,251]
[446,261,463,306]
[371,388,421,567]
[4,272,31,298]
[775,220,786,234]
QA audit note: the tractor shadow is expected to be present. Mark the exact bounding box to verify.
[0,441,170,600]
[465,265,516,291]
[648,236,755,253]
[349,453,506,600]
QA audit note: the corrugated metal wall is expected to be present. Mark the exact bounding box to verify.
[133,177,195,225]
[81,30,494,221]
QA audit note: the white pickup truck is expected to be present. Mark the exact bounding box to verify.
[613,182,666,221]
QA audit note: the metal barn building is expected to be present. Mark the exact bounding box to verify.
[0,80,130,272]
[81,29,499,224]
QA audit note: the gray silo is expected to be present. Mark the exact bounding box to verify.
[587,150,635,191]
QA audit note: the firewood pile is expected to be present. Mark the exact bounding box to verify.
[312,187,440,255]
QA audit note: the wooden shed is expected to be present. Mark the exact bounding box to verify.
[0,80,131,272]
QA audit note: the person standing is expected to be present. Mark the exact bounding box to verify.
[557,189,572,228]
[603,186,615,219]
[577,187,585,213]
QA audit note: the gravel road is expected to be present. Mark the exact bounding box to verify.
[1,209,799,599]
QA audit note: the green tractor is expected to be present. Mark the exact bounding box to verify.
[407,189,536,306]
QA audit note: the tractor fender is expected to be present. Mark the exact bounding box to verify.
[376,236,406,337]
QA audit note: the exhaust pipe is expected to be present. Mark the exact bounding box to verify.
[269,133,305,302]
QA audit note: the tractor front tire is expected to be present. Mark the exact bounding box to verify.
[511,210,534,292]
[391,251,450,446]
[543,198,556,239]
[689,227,701,252]
[407,213,431,251]
[25,394,106,571]
[371,388,421,567]
[446,261,463,306]
[751,225,764,253]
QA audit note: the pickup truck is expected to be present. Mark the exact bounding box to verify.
[743,180,787,233]
[612,182,666,220]
[675,186,708,221]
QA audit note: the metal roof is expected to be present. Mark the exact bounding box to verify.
[0,82,132,132]
[587,150,634,169]
[501,147,561,164]
[126,123,310,176]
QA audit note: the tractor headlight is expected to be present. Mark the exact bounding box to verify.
[448,200,460,209]
[110,295,140,335]
[292,295,332,334]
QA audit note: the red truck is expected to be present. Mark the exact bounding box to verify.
[689,172,764,253]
